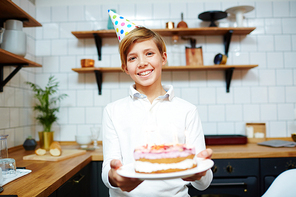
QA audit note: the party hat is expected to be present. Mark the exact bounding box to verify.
[108,9,138,42]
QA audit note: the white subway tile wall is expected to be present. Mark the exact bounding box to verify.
[1,0,296,147]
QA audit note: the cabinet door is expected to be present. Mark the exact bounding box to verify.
[91,161,109,197]
[56,162,91,197]
[260,157,296,196]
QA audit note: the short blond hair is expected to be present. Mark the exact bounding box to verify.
[119,27,166,71]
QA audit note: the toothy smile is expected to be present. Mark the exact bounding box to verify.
[138,70,153,76]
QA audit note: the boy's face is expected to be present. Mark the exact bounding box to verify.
[124,39,167,90]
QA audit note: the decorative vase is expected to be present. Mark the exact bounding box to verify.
[38,131,54,150]
[1,19,27,57]
[23,136,37,150]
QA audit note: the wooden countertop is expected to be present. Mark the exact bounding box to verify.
[3,140,296,196]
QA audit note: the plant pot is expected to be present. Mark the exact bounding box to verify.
[23,137,37,150]
[38,131,54,150]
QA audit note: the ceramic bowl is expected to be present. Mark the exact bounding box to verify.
[75,135,92,148]
[291,133,296,142]
[81,59,94,68]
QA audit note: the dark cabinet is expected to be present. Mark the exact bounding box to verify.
[189,158,260,197]
[56,162,91,197]
[259,157,296,196]
[49,161,109,197]
[189,157,296,197]
[91,161,109,197]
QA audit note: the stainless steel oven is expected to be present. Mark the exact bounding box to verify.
[188,159,260,197]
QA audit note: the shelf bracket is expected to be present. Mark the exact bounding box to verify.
[93,33,102,61]
[225,67,234,93]
[224,30,233,57]
[94,70,102,95]
[0,64,24,92]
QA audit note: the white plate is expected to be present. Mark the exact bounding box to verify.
[117,158,214,180]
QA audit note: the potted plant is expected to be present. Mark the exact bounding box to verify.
[26,76,67,150]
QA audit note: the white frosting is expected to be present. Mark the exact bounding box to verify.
[134,159,197,173]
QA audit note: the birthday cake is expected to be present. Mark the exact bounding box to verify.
[133,144,197,174]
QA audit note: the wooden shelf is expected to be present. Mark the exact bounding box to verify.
[72,65,258,73]
[0,0,42,27]
[0,49,42,92]
[71,27,256,39]
[72,65,258,95]
[0,49,42,67]
[71,27,257,95]
[72,27,255,60]
[0,1,42,92]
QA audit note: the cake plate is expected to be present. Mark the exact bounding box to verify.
[225,5,254,27]
[117,158,214,180]
[198,10,227,27]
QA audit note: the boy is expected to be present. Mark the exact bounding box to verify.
[102,10,213,197]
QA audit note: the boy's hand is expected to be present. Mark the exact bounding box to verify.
[109,159,143,192]
[182,148,213,182]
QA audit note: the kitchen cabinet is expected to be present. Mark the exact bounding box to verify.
[91,161,109,197]
[0,0,42,92]
[49,161,108,197]
[49,162,92,197]
[189,157,296,197]
[71,27,257,95]
[2,142,296,196]
[259,157,296,196]
[189,158,260,197]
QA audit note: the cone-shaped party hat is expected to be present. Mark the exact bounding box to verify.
[108,9,138,42]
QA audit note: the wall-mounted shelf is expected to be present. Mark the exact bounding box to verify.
[0,0,42,92]
[0,48,42,92]
[72,27,256,60]
[72,64,258,95]
[0,0,42,27]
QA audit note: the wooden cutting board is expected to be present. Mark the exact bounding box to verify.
[23,149,87,161]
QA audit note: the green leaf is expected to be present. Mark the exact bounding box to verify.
[26,75,68,132]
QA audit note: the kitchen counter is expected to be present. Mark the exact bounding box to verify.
[3,139,296,196]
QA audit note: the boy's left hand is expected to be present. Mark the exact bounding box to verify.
[182,148,213,182]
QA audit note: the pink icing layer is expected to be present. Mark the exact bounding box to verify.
[134,144,195,160]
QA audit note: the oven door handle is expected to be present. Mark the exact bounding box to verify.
[210,182,246,186]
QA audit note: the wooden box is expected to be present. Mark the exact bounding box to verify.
[246,123,266,143]
[185,47,203,66]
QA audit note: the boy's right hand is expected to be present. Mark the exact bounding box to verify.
[109,159,143,192]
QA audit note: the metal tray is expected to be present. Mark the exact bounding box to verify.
[205,135,247,145]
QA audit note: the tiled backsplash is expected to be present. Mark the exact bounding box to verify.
[0,0,296,148]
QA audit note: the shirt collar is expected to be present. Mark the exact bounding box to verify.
[129,84,174,101]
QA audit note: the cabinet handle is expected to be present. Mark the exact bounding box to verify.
[72,174,85,184]
[211,182,246,186]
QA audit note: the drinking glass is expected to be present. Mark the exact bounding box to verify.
[0,135,8,159]
[90,127,101,149]
[0,158,16,178]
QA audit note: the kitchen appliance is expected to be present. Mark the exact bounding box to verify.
[1,20,26,57]
[198,11,227,27]
[188,158,260,197]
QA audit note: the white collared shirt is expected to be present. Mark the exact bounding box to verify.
[102,84,213,197]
